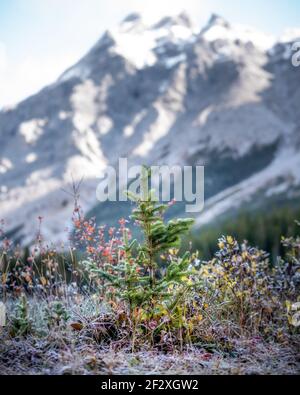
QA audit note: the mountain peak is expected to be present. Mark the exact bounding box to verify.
[0,11,299,244]
[177,11,193,28]
[105,11,194,69]
[119,12,145,33]
[152,12,193,30]
[99,30,116,47]
[200,13,275,50]
[121,12,142,24]
[208,13,230,29]
[200,13,231,36]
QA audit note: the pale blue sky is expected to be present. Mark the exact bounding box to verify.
[0,0,299,108]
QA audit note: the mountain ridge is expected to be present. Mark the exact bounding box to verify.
[0,12,299,244]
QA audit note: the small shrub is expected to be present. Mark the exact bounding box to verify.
[273,230,300,301]
[45,300,70,327]
[199,236,279,335]
[9,294,32,337]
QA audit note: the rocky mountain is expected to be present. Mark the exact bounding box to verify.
[0,12,300,244]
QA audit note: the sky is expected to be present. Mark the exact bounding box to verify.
[0,0,299,108]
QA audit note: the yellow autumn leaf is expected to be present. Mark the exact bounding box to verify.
[157,307,168,316]
[40,276,47,286]
[218,241,225,249]
[242,252,249,260]
[226,236,234,245]
[180,276,188,282]
[140,312,148,321]
[286,300,292,312]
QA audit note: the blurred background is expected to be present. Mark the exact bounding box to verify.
[0,0,300,259]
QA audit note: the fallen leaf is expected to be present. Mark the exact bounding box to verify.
[70,322,83,331]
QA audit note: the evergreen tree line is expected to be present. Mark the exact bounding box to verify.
[187,205,300,262]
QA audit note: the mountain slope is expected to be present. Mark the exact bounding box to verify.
[0,13,299,244]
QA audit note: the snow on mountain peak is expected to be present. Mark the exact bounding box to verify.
[201,13,276,51]
[279,28,300,43]
[109,12,195,69]
[151,11,193,30]
[60,12,282,78]
[205,13,231,30]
